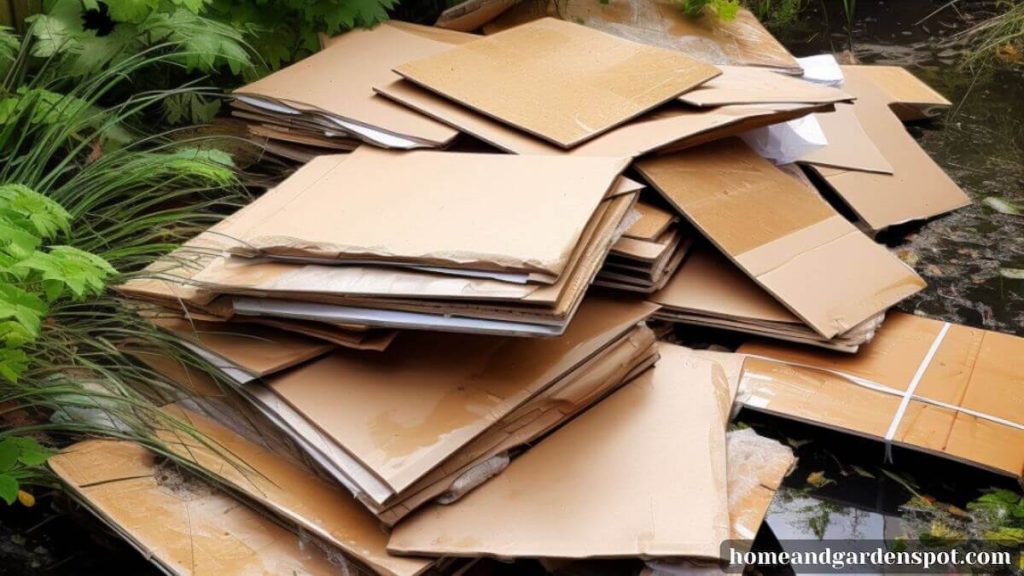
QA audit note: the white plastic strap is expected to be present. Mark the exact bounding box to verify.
[882,322,950,461]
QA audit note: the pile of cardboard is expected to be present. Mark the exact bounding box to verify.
[51,2,1012,575]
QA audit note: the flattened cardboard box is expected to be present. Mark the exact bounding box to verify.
[802,66,968,232]
[49,441,342,576]
[394,17,720,148]
[158,404,433,576]
[387,344,730,560]
[738,312,1024,477]
[377,75,826,158]
[483,1,801,73]
[218,147,629,278]
[651,246,881,352]
[265,297,657,498]
[636,137,925,339]
[234,22,461,148]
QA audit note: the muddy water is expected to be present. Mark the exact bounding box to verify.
[777,0,1024,334]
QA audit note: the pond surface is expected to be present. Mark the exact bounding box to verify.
[2,2,1022,575]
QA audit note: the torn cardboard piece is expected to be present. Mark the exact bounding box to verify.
[636,137,925,339]
[651,246,883,352]
[394,17,720,148]
[387,343,730,560]
[801,66,969,232]
[484,1,801,73]
[233,22,468,149]
[738,312,1024,477]
[50,440,344,576]
[158,404,433,576]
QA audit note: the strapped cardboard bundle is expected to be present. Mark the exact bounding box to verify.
[738,312,1024,477]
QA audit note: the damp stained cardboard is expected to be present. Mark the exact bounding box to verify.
[218,147,628,277]
[679,65,853,107]
[158,404,433,576]
[265,297,657,498]
[483,1,802,73]
[738,312,1024,477]
[393,17,720,148]
[803,66,969,232]
[387,343,730,560]
[636,138,925,339]
[49,441,342,576]
[233,22,465,148]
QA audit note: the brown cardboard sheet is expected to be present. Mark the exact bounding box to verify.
[49,440,343,576]
[636,138,925,339]
[387,343,730,560]
[217,147,628,277]
[233,22,463,148]
[738,312,1024,477]
[650,246,882,352]
[158,405,433,576]
[804,66,969,232]
[149,317,335,378]
[377,325,658,524]
[484,1,801,73]
[377,76,823,157]
[393,18,720,148]
[679,65,852,107]
[798,103,893,174]
[625,201,677,240]
[844,65,951,121]
[266,296,657,499]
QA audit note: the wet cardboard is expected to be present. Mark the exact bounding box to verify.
[158,404,433,576]
[387,343,730,560]
[484,1,801,73]
[803,66,969,232]
[738,312,1024,477]
[679,65,853,107]
[49,440,343,576]
[265,296,657,499]
[845,65,951,121]
[377,75,825,157]
[649,246,881,352]
[218,148,629,277]
[234,22,462,148]
[393,17,720,148]
[636,138,925,339]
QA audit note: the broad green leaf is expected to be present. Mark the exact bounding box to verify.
[0,347,29,383]
[8,437,51,467]
[0,320,34,347]
[107,0,161,23]
[26,12,78,58]
[0,284,47,337]
[0,473,17,505]
[13,246,117,300]
[0,440,18,472]
[0,184,71,239]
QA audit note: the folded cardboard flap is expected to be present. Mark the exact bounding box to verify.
[482,1,801,73]
[739,312,1024,477]
[49,441,343,576]
[234,22,463,147]
[679,65,853,107]
[394,17,721,148]
[804,66,969,232]
[158,404,433,576]
[636,137,925,338]
[218,147,629,277]
[843,65,951,121]
[387,343,730,560]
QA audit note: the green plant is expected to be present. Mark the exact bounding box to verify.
[675,0,742,21]
[959,1,1024,68]
[745,0,804,27]
[0,435,52,505]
